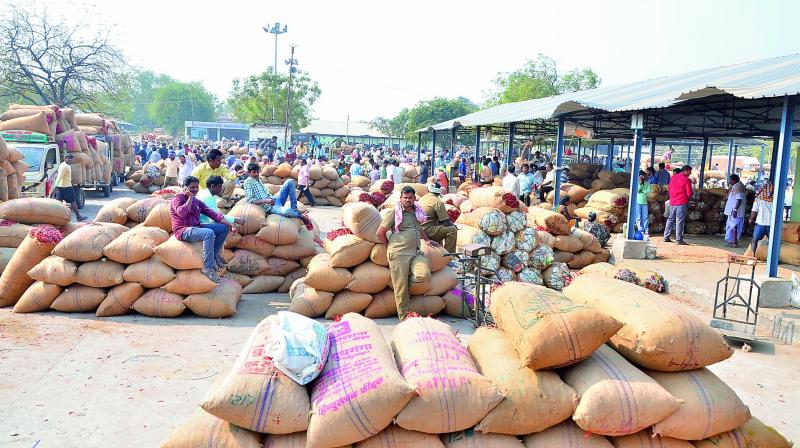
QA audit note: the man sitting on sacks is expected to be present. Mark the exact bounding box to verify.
[243,162,314,230]
[170,175,239,283]
[377,186,436,320]
[419,182,457,253]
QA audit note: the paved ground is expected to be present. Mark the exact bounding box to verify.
[0,191,798,446]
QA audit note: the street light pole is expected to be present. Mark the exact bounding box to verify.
[283,45,297,151]
[263,22,288,123]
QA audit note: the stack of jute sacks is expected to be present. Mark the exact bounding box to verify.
[0,104,61,138]
[567,162,631,191]
[572,187,631,233]
[747,221,800,266]
[261,161,351,206]
[580,261,668,293]
[287,201,458,319]
[0,135,28,202]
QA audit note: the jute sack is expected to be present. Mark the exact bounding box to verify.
[53,223,127,262]
[421,241,452,272]
[781,222,800,244]
[201,316,311,433]
[308,314,415,447]
[74,259,125,288]
[554,235,583,253]
[95,197,137,224]
[527,207,569,235]
[272,234,320,262]
[369,244,389,267]
[51,285,107,312]
[164,269,218,295]
[0,228,62,307]
[260,256,301,276]
[342,202,383,244]
[28,255,77,286]
[563,345,681,436]
[469,186,515,212]
[153,237,204,270]
[95,283,145,317]
[263,432,309,447]
[325,234,374,268]
[278,267,307,293]
[288,278,334,318]
[141,202,172,232]
[442,430,524,448]
[324,291,372,319]
[409,295,446,315]
[456,225,487,249]
[489,282,622,370]
[563,274,733,371]
[225,272,252,288]
[536,230,556,248]
[0,198,71,226]
[522,421,614,447]
[692,417,793,448]
[0,111,51,135]
[257,214,301,245]
[346,261,391,294]
[125,197,167,223]
[427,267,458,296]
[354,425,444,447]
[227,250,271,276]
[392,317,504,433]
[236,233,276,257]
[132,289,186,317]
[241,275,283,294]
[0,222,32,247]
[273,162,292,177]
[467,327,578,435]
[304,253,353,292]
[568,250,595,269]
[122,255,175,288]
[0,247,15,273]
[102,226,169,264]
[160,408,262,448]
[184,278,242,318]
[229,199,268,234]
[649,368,751,440]
[13,281,62,313]
[363,288,396,318]
[611,432,692,448]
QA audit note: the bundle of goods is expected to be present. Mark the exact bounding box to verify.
[0,135,28,201]
[747,236,800,266]
[288,201,457,319]
[261,161,351,206]
[0,198,72,278]
[344,178,394,208]
[580,261,668,293]
[0,104,60,138]
[566,162,631,191]
[573,187,631,233]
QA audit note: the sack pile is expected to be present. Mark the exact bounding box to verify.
[261,161,351,207]
[566,162,631,191]
[0,136,27,201]
[573,187,630,233]
[0,197,73,275]
[580,261,668,293]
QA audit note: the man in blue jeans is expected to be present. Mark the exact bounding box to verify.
[749,183,773,255]
[169,176,238,282]
[243,162,314,230]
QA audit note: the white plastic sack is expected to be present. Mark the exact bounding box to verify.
[266,311,330,385]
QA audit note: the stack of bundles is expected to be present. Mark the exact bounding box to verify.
[260,161,350,206]
[566,162,603,188]
[0,104,60,138]
[573,188,630,233]
[289,201,457,319]
[646,184,670,234]
[683,188,729,236]
[74,113,110,135]
[0,135,28,200]
[344,178,394,209]
[580,261,668,293]
[0,199,71,279]
[747,225,800,265]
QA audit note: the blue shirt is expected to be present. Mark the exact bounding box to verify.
[489,162,500,176]
[655,169,671,185]
[350,164,364,176]
[518,173,536,194]
[458,160,467,175]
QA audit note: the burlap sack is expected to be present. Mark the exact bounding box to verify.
[27,255,77,286]
[304,253,353,292]
[164,269,218,295]
[536,230,556,248]
[256,214,301,245]
[407,295,444,315]
[346,262,391,294]
[420,241,452,272]
[693,417,793,448]
[563,274,733,371]
[649,368,751,440]
[527,207,569,235]
[132,289,186,317]
[260,256,301,276]
[122,255,175,288]
[369,244,389,267]
[0,198,71,226]
[553,249,575,263]
[781,222,800,244]
[288,278,334,318]
[201,316,310,433]
[467,327,577,434]
[95,283,145,317]
[141,202,173,232]
[392,318,504,433]
[563,345,680,436]
[95,197,137,224]
[363,288,396,318]
[102,226,169,264]
[342,202,383,244]
[0,111,51,135]
[160,408,262,448]
[274,162,293,177]
[74,259,125,288]
[227,250,271,276]
[53,223,127,262]
[354,425,444,447]
[324,291,372,319]
[125,197,167,223]
[611,432,692,447]
[325,234,374,268]
[442,430,524,448]
[554,234,583,253]
[241,275,283,294]
[568,250,595,269]
[0,222,32,248]
[272,235,319,262]
[153,237,204,270]
[228,199,268,234]
[184,279,242,318]
[489,282,621,370]
[426,267,458,296]
[299,315,410,445]
[0,229,61,307]
[51,285,107,312]
[13,281,62,313]
[278,267,307,293]
[522,420,614,447]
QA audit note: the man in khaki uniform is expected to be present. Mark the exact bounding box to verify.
[377,186,430,319]
[420,182,457,253]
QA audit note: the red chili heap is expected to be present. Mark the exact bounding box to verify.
[369,191,387,207]
[29,225,64,244]
[502,192,520,209]
[325,227,353,242]
[380,180,394,195]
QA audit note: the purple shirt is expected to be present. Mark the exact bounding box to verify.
[170,192,225,239]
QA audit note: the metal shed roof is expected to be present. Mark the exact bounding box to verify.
[417,53,800,133]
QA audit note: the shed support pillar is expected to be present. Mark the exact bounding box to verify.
[553,118,566,208]
[416,133,422,163]
[507,122,516,169]
[626,128,645,239]
[607,138,615,171]
[699,137,709,191]
[767,96,796,277]
[431,130,436,164]
[474,126,481,182]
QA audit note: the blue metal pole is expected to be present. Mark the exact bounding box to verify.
[650,138,656,168]
[416,133,422,163]
[507,122,515,169]
[759,144,766,180]
[576,137,582,162]
[726,139,734,181]
[431,130,436,165]
[451,127,457,159]
[732,144,738,176]
[607,138,615,171]
[699,137,709,191]
[626,128,644,239]
[767,96,796,277]
[687,145,692,166]
[474,126,481,182]
[553,118,566,208]
[708,144,714,169]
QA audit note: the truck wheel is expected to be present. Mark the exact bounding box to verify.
[111,175,118,187]
[102,184,110,197]
[77,189,86,209]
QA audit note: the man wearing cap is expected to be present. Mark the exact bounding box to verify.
[419,182,457,253]
[163,151,180,186]
[52,153,87,221]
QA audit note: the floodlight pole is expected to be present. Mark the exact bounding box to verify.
[264,22,288,122]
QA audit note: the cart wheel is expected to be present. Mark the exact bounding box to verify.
[77,188,86,209]
[102,184,110,197]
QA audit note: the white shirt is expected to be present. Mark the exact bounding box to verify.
[392,166,404,184]
[543,170,555,185]
[786,187,793,207]
[753,198,772,226]
[532,171,544,185]
[502,173,519,196]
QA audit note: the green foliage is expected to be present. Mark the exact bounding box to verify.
[148,81,216,135]
[488,54,600,105]
[227,68,321,129]
[374,97,477,141]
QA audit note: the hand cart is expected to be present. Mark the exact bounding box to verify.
[710,254,760,342]
[447,243,495,327]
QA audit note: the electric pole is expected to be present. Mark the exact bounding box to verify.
[263,22,288,123]
[284,45,297,150]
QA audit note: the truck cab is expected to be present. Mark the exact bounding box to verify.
[0,131,61,199]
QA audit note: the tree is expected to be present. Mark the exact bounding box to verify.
[370,108,409,139]
[374,97,477,142]
[125,70,175,131]
[227,68,321,130]
[148,81,216,135]
[488,54,601,105]
[0,5,127,109]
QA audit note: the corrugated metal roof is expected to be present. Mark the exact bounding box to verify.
[417,53,800,132]
[301,119,396,138]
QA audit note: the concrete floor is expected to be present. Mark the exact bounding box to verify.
[0,190,798,446]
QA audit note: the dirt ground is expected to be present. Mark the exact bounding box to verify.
[0,190,798,446]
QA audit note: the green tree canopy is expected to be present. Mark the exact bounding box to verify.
[489,54,600,105]
[227,68,321,130]
[148,81,216,135]
[373,96,478,141]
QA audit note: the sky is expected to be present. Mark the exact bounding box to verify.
[11,0,800,123]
